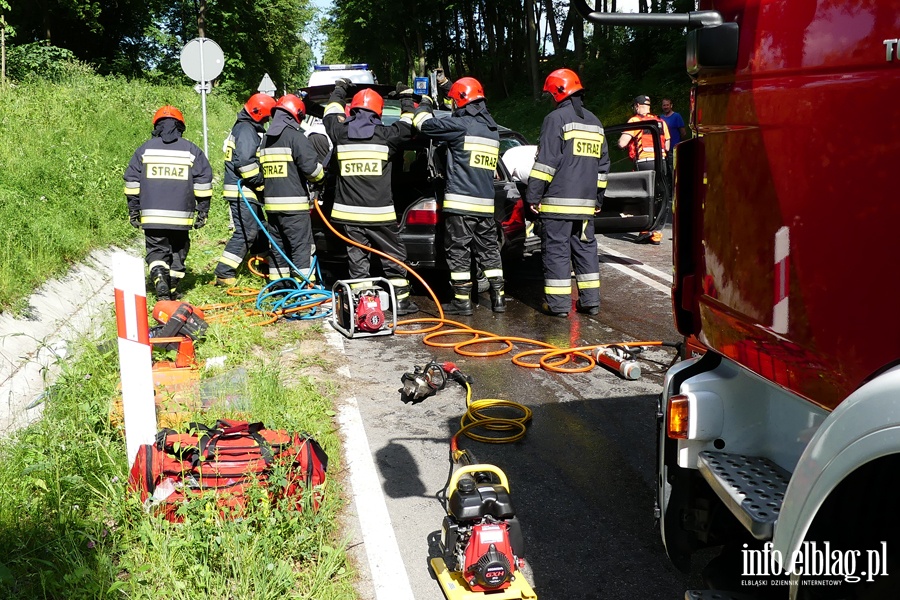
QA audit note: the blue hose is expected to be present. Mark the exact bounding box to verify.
[237,181,333,320]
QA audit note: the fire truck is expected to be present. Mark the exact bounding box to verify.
[575,0,900,597]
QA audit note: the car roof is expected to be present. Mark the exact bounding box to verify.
[297,85,528,143]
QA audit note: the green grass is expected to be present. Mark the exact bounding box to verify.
[0,67,356,599]
[0,314,355,599]
[0,66,235,312]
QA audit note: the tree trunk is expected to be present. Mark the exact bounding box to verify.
[543,0,562,55]
[523,0,541,99]
[453,11,466,78]
[437,7,451,78]
[574,12,584,73]
[416,28,426,77]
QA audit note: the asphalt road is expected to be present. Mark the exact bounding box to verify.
[328,224,701,600]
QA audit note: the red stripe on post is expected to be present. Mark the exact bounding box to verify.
[774,258,789,304]
[114,288,150,345]
[114,288,127,339]
[135,294,149,345]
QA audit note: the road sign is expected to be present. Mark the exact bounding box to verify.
[180,38,224,83]
[414,77,429,96]
[258,73,277,96]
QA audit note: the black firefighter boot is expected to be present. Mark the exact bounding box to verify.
[488,277,506,313]
[150,265,171,301]
[442,282,473,316]
[395,285,420,316]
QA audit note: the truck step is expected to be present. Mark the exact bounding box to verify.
[697,451,789,540]
[685,591,758,600]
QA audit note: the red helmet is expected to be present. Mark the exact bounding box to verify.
[245,93,277,122]
[153,105,185,126]
[275,94,305,122]
[543,68,584,103]
[349,89,384,117]
[447,77,485,108]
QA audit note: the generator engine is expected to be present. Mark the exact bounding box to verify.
[437,466,526,594]
[330,277,397,339]
[355,290,385,333]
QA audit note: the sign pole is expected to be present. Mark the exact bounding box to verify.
[199,38,209,157]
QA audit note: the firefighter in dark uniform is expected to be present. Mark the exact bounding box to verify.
[124,105,213,300]
[413,77,505,315]
[214,93,277,286]
[526,69,609,317]
[322,80,419,315]
[259,94,325,285]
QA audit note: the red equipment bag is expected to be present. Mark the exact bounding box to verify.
[127,419,328,521]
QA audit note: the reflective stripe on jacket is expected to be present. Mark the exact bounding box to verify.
[525,98,610,220]
[323,94,414,226]
[224,110,266,204]
[414,106,499,217]
[260,115,324,213]
[123,137,213,230]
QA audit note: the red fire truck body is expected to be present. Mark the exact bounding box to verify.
[576,0,900,596]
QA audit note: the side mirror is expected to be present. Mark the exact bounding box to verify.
[687,23,740,74]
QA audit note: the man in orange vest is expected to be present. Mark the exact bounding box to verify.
[618,95,670,245]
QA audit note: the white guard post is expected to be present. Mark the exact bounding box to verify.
[113,253,158,467]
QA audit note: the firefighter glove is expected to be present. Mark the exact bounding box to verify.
[400,97,416,114]
[393,82,415,99]
[129,211,141,228]
[419,94,434,108]
[193,211,208,230]
[435,68,447,84]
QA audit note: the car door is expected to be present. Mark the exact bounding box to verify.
[596,121,670,234]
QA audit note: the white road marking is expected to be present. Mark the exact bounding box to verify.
[598,243,673,282]
[327,328,416,600]
[337,397,416,600]
[597,244,672,294]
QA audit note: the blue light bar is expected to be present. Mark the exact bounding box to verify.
[313,64,370,71]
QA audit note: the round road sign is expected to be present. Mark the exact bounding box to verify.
[180,38,224,82]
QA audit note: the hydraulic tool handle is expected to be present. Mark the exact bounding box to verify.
[449,464,509,494]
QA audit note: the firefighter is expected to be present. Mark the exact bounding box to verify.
[617,95,670,245]
[259,94,325,285]
[413,76,505,315]
[526,69,609,318]
[214,93,277,287]
[322,79,419,315]
[124,105,213,300]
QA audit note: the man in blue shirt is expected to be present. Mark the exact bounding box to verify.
[660,98,687,189]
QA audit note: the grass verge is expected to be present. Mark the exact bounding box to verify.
[0,70,357,599]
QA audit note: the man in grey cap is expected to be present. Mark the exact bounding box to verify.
[618,95,670,244]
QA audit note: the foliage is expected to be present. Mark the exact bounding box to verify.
[4,41,91,82]
[7,0,165,77]
[325,0,694,110]
[4,0,316,95]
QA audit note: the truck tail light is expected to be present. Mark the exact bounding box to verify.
[405,199,439,226]
[667,394,690,439]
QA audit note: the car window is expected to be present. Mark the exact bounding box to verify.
[499,136,525,156]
